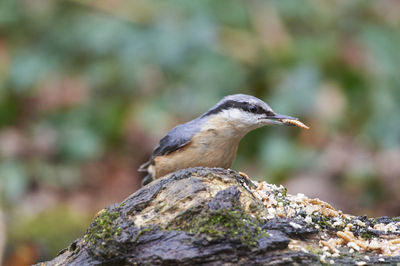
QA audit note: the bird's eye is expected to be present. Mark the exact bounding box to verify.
[249,106,258,113]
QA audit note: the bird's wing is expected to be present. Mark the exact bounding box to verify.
[139,120,202,172]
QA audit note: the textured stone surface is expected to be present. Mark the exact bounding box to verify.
[37,167,400,265]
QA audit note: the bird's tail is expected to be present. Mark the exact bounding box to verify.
[138,161,150,172]
[138,161,154,186]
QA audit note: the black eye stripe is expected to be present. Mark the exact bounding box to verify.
[244,103,275,116]
[203,100,275,117]
[249,105,258,112]
[265,110,275,116]
[247,104,262,114]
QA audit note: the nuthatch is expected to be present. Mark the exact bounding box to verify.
[139,94,309,186]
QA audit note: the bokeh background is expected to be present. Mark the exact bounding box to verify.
[1,0,400,264]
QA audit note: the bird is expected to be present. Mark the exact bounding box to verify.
[139,94,309,186]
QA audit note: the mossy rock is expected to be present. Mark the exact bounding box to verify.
[36,167,400,265]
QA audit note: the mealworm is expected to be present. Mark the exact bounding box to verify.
[280,119,310,130]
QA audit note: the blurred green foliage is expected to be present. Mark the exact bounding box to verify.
[1,0,400,263]
[7,207,91,258]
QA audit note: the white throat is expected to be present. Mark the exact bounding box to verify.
[218,109,264,132]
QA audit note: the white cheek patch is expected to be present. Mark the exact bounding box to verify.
[207,109,267,133]
[220,109,250,122]
[220,108,267,126]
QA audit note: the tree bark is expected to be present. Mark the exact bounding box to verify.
[37,167,400,265]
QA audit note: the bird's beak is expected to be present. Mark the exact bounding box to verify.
[270,113,298,121]
[263,113,297,125]
[259,112,310,130]
[268,113,310,130]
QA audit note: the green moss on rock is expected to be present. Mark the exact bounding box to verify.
[84,209,121,246]
[174,208,268,247]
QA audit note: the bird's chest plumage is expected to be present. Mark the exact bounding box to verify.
[151,120,246,178]
[190,127,240,166]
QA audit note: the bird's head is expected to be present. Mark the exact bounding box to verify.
[202,94,305,130]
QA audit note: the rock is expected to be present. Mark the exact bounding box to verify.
[37,167,400,265]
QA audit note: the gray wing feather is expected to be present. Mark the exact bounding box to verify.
[139,118,203,171]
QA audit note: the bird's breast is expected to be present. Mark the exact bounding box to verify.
[152,125,242,178]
